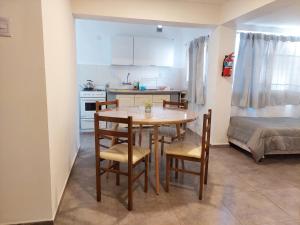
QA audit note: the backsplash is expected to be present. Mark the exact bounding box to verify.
[77,64,187,90]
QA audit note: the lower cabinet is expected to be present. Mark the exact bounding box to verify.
[134,95,153,106]
[116,95,135,107]
[116,94,170,107]
[152,95,170,106]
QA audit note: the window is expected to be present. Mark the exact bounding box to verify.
[271,41,300,91]
[232,32,300,108]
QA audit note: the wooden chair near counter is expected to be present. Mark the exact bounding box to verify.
[94,114,150,210]
[148,100,188,159]
[96,99,136,147]
[165,109,212,200]
[149,100,188,149]
[96,99,136,179]
[148,100,188,179]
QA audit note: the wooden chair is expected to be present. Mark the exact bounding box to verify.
[96,99,119,112]
[163,100,188,110]
[165,109,212,200]
[94,114,150,210]
[96,99,135,147]
[149,100,188,160]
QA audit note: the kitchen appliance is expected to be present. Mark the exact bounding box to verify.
[80,88,106,131]
[83,80,95,91]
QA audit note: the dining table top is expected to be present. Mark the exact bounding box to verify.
[96,106,198,125]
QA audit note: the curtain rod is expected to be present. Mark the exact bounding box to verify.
[237,30,300,37]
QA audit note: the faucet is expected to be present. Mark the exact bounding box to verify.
[126,73,130,83]
[122,73,131,85]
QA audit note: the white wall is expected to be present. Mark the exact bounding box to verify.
[77,64,186,90]
[221,0,276,24]
[189,26,236,145]
[41,0,79,217]
[72,0,220,26]
[208,26,236,145]
[0,0,52,223]
[0,0,78,224]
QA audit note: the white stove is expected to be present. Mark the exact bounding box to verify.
[80,90,106,131]
[80,91,106,98]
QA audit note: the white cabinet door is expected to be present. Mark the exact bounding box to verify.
[134,37,174,67]
[116,95,135,107]
[111,36,134,65]
[152,95,170,103]
[134,95,153,106]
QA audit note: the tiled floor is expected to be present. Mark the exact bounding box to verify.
[55,130,300,225]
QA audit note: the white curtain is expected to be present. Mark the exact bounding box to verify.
[232,32,300,108]
[187,36,208,105]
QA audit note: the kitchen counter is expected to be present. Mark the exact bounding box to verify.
[107,89,185,95]
[107,89,187,103]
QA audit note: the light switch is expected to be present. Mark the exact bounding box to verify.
[0,17,10,37]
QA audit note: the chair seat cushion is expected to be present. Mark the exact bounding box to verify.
[100,144,150,163]
[165,142,202,158]
[157,126,185,137]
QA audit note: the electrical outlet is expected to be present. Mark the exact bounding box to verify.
[0,17,10,37]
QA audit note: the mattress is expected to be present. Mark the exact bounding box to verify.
[227,117,300,161]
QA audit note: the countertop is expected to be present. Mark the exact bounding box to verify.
[107,89,186,95]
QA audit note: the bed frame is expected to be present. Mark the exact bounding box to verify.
[229,137,300,159]
[228,138,251,152]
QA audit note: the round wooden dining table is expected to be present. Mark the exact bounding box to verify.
[97,106,198,194]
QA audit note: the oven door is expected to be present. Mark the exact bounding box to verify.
[80,98,105,118]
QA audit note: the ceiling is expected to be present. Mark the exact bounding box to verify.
[139,0,227,4]
[244,2,300,28]
[174,0,226,3]
[230,0,300,35]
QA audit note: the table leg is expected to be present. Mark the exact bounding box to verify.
[153,125,160,194]
[139,124,143,146]
[176,124,181,140]
[176,123,185,176]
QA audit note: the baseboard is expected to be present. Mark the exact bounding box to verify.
[211,143,230,148]
[13,220,54,225]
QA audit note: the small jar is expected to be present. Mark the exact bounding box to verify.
[145,106,151,113]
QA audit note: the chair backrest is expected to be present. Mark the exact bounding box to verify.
[201,109,212,160]
[94,114,134,163]
[163,100,188,109]
[96,99,119,112]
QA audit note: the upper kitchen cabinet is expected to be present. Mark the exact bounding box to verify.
[134,37,174,67]
[111,36,134,65]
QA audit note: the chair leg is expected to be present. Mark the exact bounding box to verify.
[133,133,136,146]
[149,133,152,163]
[204,157,209,185]
[181,159,185,171]
[139,124,142,146]
[144,155,149,193]
[106,160,112,179]
[116,162,120,186]
[161,136,164,156]
[199,164,205,200]
[165,155,170,192]
[175,159,179,179]
[128,167,133,211]
[96,158,101,201]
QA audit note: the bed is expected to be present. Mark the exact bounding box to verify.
[227,117,300,162]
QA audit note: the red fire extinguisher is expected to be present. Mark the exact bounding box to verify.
[222,52,234,77]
